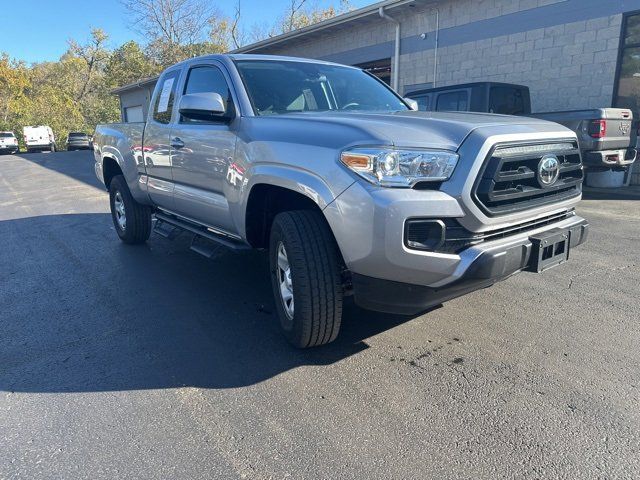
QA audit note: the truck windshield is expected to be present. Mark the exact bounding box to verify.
[0,133,14,138]
[235,60,408,116]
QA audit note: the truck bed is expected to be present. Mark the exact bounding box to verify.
[531,108,633,153]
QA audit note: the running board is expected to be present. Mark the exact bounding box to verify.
[154,211,250,251]
[153,219,181,240]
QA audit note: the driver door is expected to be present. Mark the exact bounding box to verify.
[169,63,239,234]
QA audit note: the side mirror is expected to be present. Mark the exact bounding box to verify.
[179,92,229,121]
[404,98,419,111]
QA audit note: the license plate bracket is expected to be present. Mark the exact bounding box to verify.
[529,228,570,272]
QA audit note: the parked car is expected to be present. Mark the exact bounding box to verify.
[0,131,19,154]
[66,132,93,151]
[23,125,56,153]
[406,82,636,170]
[93,55,588,348]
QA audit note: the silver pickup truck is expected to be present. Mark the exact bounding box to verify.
[94,54,589,348]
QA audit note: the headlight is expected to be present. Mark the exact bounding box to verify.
[340,147,458,187]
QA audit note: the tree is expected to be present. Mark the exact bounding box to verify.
[121,0,216,46]
[211,0,245,50]
[0,54,30,127]
[105,41,160,88]
[121,0,232,66]
[67,28,111,102]
[275,0,352,35]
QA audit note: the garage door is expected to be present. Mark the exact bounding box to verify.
[125,105,144,123]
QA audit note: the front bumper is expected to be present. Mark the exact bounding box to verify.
[324,181,588,315]
[352,218,588,315]
[583,148,636,168]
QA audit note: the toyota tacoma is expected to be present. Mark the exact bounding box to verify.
[93,54,589,348]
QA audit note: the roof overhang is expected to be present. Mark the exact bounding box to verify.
[232,0,429,54]
[110,76,159,95]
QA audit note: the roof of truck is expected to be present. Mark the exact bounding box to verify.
[110,54,355,95]
[406,82,529,96]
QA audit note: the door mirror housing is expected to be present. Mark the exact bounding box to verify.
[179,92,231,122]
[404,98,419,111]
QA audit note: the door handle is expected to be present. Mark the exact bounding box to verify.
[170,137,185,149]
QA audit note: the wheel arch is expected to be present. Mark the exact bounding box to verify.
[102,154,123,190]
[245,183,324,249]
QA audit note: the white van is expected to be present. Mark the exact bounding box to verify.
[23,126,56,153]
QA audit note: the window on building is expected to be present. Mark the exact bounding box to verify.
[615,13,640,117]
[436,91,469,111]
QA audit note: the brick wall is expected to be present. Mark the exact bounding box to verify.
[399,14,621,112]
[263,0,621,113]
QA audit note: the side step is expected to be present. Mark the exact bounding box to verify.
[154,211,250,252]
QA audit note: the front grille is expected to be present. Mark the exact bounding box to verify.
[473,141,583,216]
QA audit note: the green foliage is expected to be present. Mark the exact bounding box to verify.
[0,1,351,149]
[105,41,161,88]
[0,30,138,149]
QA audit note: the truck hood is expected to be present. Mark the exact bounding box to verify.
[270,110,569,151]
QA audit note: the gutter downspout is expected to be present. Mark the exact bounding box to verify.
[432,7,439,88]
[379,6,400,92]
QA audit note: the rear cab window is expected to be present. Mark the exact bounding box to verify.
[436,91,469,111]
[489,86,526,115]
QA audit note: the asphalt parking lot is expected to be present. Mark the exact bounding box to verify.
[1,150,639,479]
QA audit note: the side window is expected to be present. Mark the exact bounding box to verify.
[152,70,180,124]
[411,94,431,111]
[436,91,469,112]
[181,66,232,123]
[489,86,525,115]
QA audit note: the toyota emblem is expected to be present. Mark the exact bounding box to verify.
[538,155,560,187]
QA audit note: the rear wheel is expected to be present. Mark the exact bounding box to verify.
[109,175,152,244]
[269,210,343,348]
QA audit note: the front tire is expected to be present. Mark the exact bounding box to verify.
[269,210,344,348]
[109,175,151,244]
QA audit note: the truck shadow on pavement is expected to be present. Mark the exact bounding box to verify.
[0,213,424,393]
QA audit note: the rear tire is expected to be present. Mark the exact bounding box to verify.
[109,175,152,244]
[269,210,343,348]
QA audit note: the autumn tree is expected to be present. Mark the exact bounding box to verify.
[276,0,352,35]
[121,0,230,66]
[105,41,160,88]
[0,54,30,129]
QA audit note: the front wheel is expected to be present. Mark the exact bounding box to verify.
[109,175,152,244]
[269,210,344,348]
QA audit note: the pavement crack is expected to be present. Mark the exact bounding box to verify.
[566,263,636,289]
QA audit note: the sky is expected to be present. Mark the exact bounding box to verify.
[0,0,372,64]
